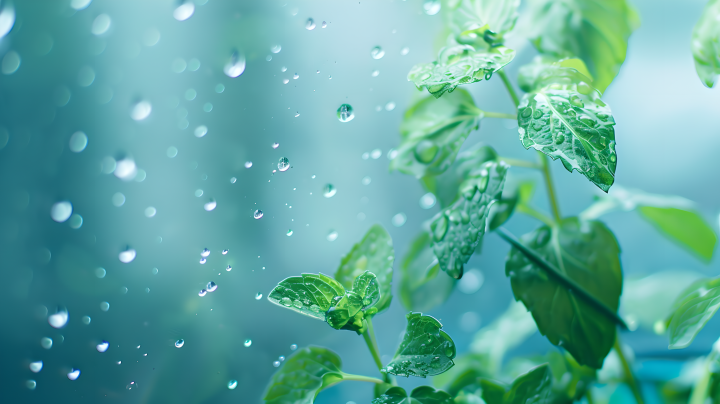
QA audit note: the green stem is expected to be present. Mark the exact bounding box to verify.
[539,153,562,222]
[614,337,645,404]
[689,367,711,404]
[585,387,595,404]
[340,373,385,385]
[498,70,520,108]
[362,320,384,372]
[516,204,555,227]
[498,157,541,169]
[482,111,517,120]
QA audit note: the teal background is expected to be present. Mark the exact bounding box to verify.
[0,0,718,403]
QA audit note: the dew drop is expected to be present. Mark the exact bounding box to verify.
[419,193,436,209]
[26,380,37,390]
[119,248,136,263]
[272,361,281,367]
[272,142,280,149]
[370,46,385,60]
[287,229,293,236]
[204,199,217,211]
[100,301,110,311]
[194,125,208,138]
[48,307,69,329]
[371,70,380,77]
[271,45,282,54]
[223,51,245,78]
[337,104,354,122]
[391,213,407,227]
[400,47,410,56]
[96,340,109,352]
[175,339,184,348]
[198,289,207,297]
[254,209,264,219]
[199,258,206,264]
[207,281,217,292]
[69,131,88,152]
[255,293,262,300]
[290,344,298,350]
[278,157,290,172]
[67,369,81,381]
[173,2,194,21]
[51,201,73,223]
[201,248,210,257]
[245,161,253,168]
[423,0,441,15]
[222,249,229,255]
[322,21,327,28]
[131,100,152,121]
[305,18,316,30]
[323,184,337,198]
[29,361,43,373]
[226,265,232,271]
[327,230,338,242]
[244,339,252,347]
[385,102,396,111]
[228,380,238,390]
[40,337,52,349]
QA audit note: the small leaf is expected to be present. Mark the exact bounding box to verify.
[480,364,553,404]
[408,45,516,98]
[391,89,480,178]
[488,195,518,230]
[691,0,720,88]
[666,277,720,349]
[518,87,617,192]
[336,224,394,313]
[431,160,508,278]
[263,346,344,404]
[382,312,457,378]
[446,0,521,38]
[506,218,623,369]
[520,0,640,93]
[399,232,456,313]
[517,57,594,94]
[372,386,454,404]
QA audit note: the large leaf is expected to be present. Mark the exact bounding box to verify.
[518,57,594,94]
[445,0,521,37]
[580,185,718,261]
[431,160,508,278]
[263,346,344,404]
[336,224,395,312]
[372,386,454,404]
[391,89,480,178]
[383,312,457,378]
[399,232,456,312]
[521,0,640,93]
[666,277,720,349]
[480,364,553,404]
[408,45,516,98]
[518,87,617,193]
[506,218,623,369]
[692,0,720,88]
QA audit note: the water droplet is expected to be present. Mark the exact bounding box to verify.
[244,339,252,347]
[82,315,91,324]
[201,248,210,258]
[51,201,73,223]
[323,184,337,198]
[414,140,438,163]
[69,131,88,152]
[144,206,157,218]
[272,361,281,367]
[67,369,81,381]
[207,281,217,292]
[204,199,217,211]
[194,125,208,138]
[400,47,410,56]
[420,193,436,209]
[281,66,287,72]
[40,337,52,349]
[131,100,152,121]
[278,157,290,172]
[371,70,380,77]
[175,339,184,348]
[278,356,285,362]
[173,2,195,21]
[199,257,207,264]
[305,18,316,30]
[272,142,280,149]
[290,344,298,350]
[370,46,385,60]
[126,381,138,391]
[327,230,338,242]
[112,192,126,207]
[423,0,441,15]
[95,267,106,278]
[228,380,238,390]
[225,265,232,272]
[119,248,136,263]
[48,307,69,329]
[254,210,264,219]
[26,380,37,390]
[96,340,109,352]
[337,104,354,122]
[100,301,110,311]
[322,21,327,28]
[282,79,289,84]
[223,51,245,78]
[243,161,253,169]
[385,102,396,111]
[555,134,565,144]
[391,213,407,227]
[255,293,262,300]
[29,361,43,373]
[287,229,293,236]
[271,45,282,54]
[222,249,229,256]
[91,14,111,35]
[198,289,207,297]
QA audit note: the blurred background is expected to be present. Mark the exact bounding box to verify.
[0,0,718,402]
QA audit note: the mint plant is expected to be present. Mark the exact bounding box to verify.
[262,0,720,403]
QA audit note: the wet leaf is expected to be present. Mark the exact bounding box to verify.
[521,0,640,93]
[488,195,518,230]
[382,312,456,378]
[506,218,622,369]
[445,0,521,39]
[372,386,454,404]
[391,89,480,178]
[335,224,394,313]
[480,364,553,404]
[430,160,508,278]
[666,277,720,349]
[518,87,617,192]
[408,45,516,98]
[517,57,594,94]
[263,346,344,404]
[692,0,720,88]
[399,232,456,313]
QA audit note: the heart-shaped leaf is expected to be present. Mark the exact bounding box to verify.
[446,0,521,39]
[430,160,508,278]
[505,218,622,369]
[399,232,456,313]
[691,0,720,88]
[372,386,454,404]
[335,224,394,313]
[263,346,344,404]
[666,276,720,349]
[382,312,456,378]
[480,364,553,404]
[408,45,515,98]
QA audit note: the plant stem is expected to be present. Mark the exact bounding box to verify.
[498,70,520,108]
[688,366,711,404]
[482,111,517,120]
[362,318,384,372]
[516,204,555,227]
[498,157,541,169]
[341,373,385,385]
[614,336,645,404]
[585,387,595,404]
[539,153,562,222]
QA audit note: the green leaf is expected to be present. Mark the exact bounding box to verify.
[517,57,594,94]
[391,89,480,178]
[454,390,486,404]
[518,87,617,192]
[445,0,521,37]
[383,312,457,378]
[399,232,456,312]
[408,45,516,98]
[521,0,640,93]
[488,195,518,231]
[373,386,454,404]
[336,224,395,313]
[263,346,344,404]
[505,218,623,369]
[430,160,508,278]
[692,0,720,88]
[666,277,720,349]
[480,364,553,404]
[421,143,498,209]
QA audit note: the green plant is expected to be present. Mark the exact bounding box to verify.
[262,1,720,403]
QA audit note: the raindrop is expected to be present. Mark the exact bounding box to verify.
[400,47,410,56]
[293,73,299,79]
[198,289,207,297]
[222,249,229,255]
[385,102,396,111]
[230,177,237,184]
[95,267,106,278]
[51,201,73,223]
[226,265,232,271]
[244,339,252,347]
[224,51,245,78]
[175,339,184,348]
[371,70,380,77]
[272,142,280,149]
[204,200,217,211]
[82,316,91,324]
[271,45,282,53]
[423,0,441,15]
[131,100,152,121]
[391,213,407,227]
[112,192,126,207]
[255,293,263,300]
[323,184,337,198]
[321,21,327,28]
[201,248,210,257]
[91,14,111,35]
[336,104,354,122]
[327,230,338,242]
[207,281,217,292]
[119,248,136,263]
[272,361,281,367]
[194,125,208,138]
[199,258,206,264]
[173,2,195,21]
[290,344,298,350]
[370,46,385,59]
[67,369,81,381]
[96,341,109,352]
[254,210,263,219]
[69,131,88,152]
[305,18,315,30]
[281,66,287,72]
[286,229,293,236]
[40,337,52,349]
[420,193,436,209]
[278,157,290,172]
[145,207,156,218]
[26,380,37,390]
[29,361,43,373]
[370,149,382,159]
[48,307,69,329]
[115,158,137,181]
[195,189,204,197]
[100,302,110,311]
[279,356,285,362]
[228,380,238,389]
